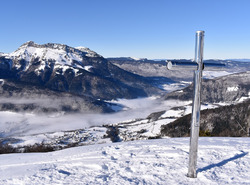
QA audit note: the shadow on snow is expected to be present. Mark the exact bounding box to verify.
[197,151,249,173]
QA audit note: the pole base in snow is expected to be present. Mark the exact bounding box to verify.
[187,172,197,178]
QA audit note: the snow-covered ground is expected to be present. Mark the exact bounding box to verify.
[0,137,249,184]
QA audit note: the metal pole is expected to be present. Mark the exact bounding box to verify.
[187,31,204,178]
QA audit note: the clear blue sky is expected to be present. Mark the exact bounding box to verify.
[1,0,250,59]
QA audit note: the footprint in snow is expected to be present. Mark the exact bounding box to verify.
[125,167,133,173]
[130,153,136,157]
[102,151,107,155]
[58,170,71,176]
[102,164,109,170]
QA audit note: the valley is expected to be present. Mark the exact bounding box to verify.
[1,42,250,154]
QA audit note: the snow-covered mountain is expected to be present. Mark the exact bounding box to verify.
[1,41,102,76]
[10,41,102,68]
[0,42,163,114]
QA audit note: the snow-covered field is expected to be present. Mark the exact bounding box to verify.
[0,137,249,184]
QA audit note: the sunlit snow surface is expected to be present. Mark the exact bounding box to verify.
[0,137,249,184]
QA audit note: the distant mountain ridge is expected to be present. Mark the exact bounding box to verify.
[108,57,250,81]
[164,71,250,103]
[227,59,250,62]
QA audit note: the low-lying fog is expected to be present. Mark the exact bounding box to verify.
[0,96,189,137]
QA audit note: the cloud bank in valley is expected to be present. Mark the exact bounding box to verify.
[0,96,189,137]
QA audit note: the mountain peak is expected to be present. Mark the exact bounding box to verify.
[19,42,72,51]
[9,42,103,65]
[75,46,101,57]
[19,41,36,48]
[25,40,35,45]
[13,42,103,58]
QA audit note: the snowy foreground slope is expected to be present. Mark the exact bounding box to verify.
[0,137,249,185]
